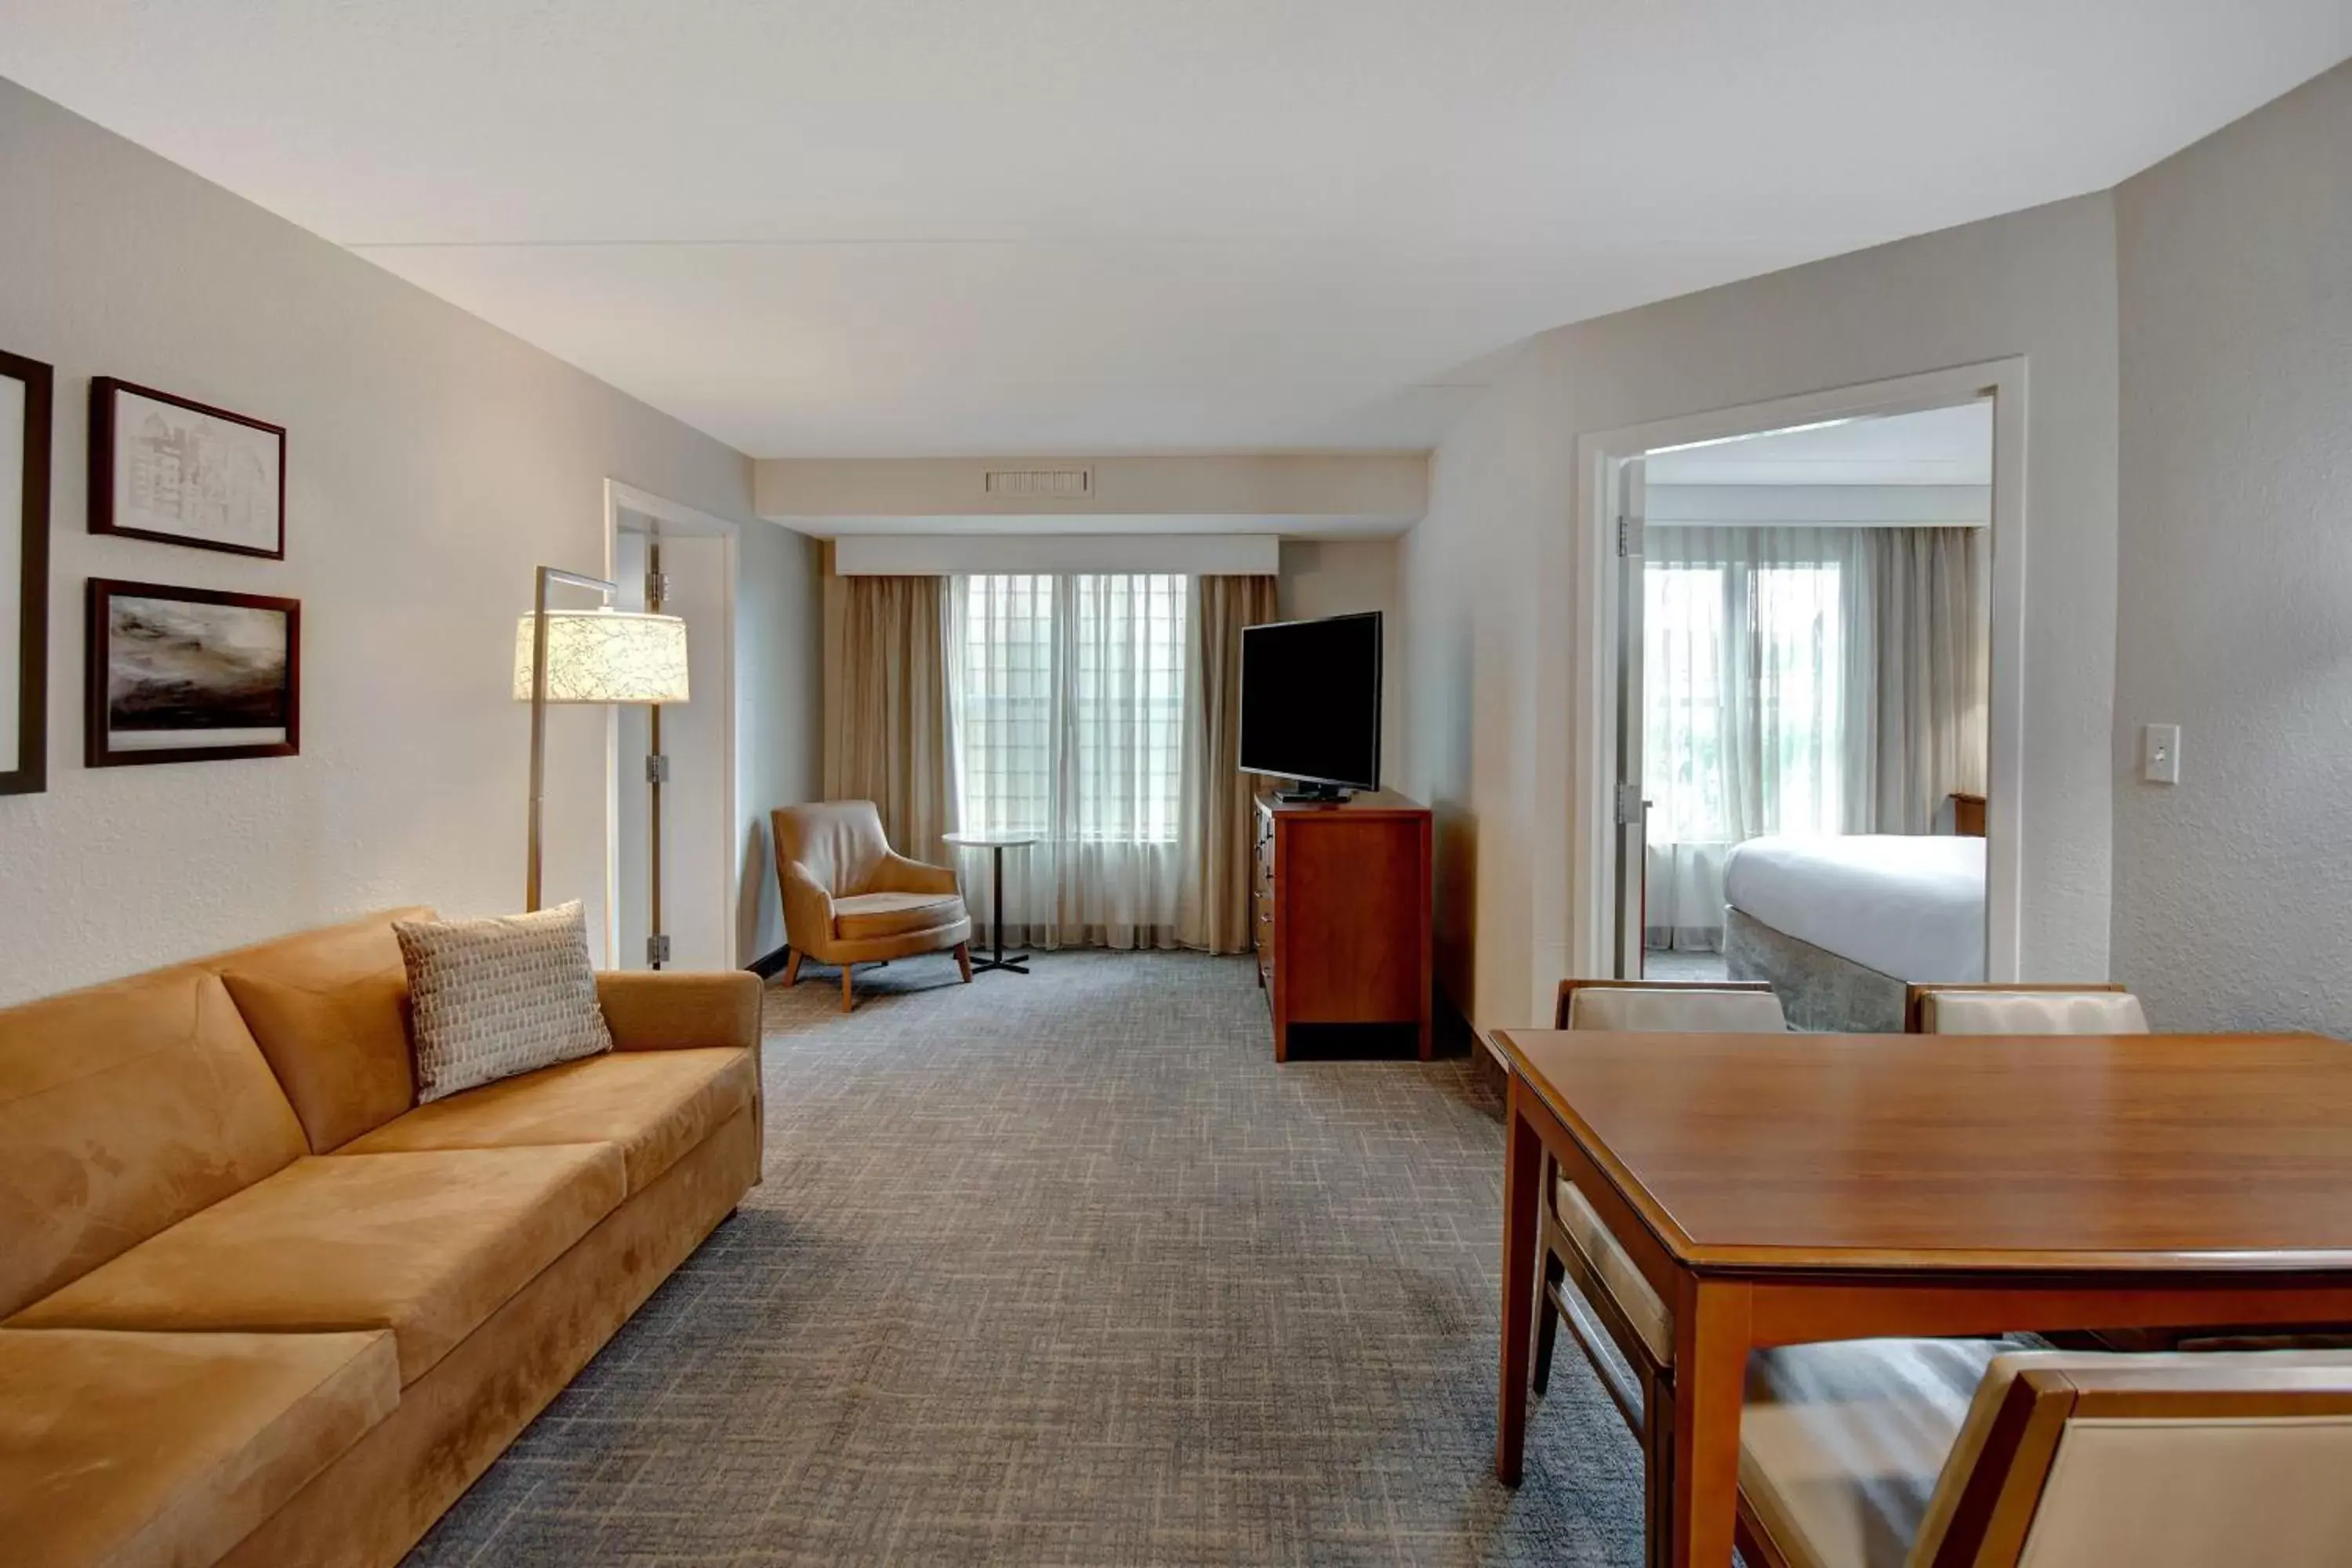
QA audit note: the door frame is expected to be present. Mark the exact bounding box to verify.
[601,479,740,971]
[1570,359,2028,985]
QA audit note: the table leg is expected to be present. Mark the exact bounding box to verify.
[1496,1076,1542,1485]
[992,845,1006,963]
[967,843,1030,975]
[1668,1280,1750,1568]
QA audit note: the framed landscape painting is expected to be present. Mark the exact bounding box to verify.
[89,377,285,558]
[1,349,53,797]
[86,580,299,767]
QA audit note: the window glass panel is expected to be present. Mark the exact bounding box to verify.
[954,573,1186,844]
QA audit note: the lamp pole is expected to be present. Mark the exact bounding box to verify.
[525,565,619,913]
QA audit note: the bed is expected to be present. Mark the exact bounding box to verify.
[1722,834,1986,1032]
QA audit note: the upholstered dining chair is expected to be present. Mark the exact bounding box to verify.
[1735,1341,2352,1568]
[1905,982,2149,1034]
[772,801,973,1012]
[1534,978,1789,1566]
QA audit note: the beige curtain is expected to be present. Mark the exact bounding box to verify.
[1178,574,1279,953]
[1843,527,1990,833]
[822,573,955,863]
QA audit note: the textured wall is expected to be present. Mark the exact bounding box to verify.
[2111,62,2352,1033]
[0,79,785,1003]
[734,519,825,964]
[1276,539,1407,790]
[1403,194,2122,1030]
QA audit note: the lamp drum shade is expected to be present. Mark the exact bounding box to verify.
[513,608,689,703]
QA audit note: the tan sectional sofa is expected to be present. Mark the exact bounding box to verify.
[0,909,764,1568]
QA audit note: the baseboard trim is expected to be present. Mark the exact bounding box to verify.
[745,944,793,979]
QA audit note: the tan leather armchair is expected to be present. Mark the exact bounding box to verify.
[772,800,972,1011]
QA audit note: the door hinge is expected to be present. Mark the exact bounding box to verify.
[1615,782,1646,827]
[645,753,670,784]
[645,933,671,966]
[1617,513,1644,557]
[644,569,672,609]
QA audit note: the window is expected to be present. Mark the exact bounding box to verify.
[1643,547,1845,844]
[952,573,1187,844]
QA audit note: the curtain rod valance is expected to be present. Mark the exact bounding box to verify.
[833,533,1279,577]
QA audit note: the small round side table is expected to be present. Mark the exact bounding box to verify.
[942,831,1039,975]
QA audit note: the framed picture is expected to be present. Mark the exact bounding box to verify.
[86,579,299,767]
[89,377,285,559]
[1,350,53,797]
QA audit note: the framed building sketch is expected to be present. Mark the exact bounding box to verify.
[1,348,53,797]
[89,377,285,558]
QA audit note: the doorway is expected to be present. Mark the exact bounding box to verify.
[1570,361,2028,1025]
[605,485,738,971]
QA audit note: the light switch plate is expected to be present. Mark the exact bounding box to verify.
[2143,723,2181,784]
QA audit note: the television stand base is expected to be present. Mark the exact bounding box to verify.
[1272,784,1353,804]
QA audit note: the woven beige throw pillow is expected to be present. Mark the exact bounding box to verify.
[394,901,612,1103]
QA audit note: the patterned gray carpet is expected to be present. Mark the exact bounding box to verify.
[407,950,1642,1566]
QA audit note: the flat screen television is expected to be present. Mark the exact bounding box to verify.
[1240,611,1381,800]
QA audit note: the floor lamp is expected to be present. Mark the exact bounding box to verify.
[514,567,690,956]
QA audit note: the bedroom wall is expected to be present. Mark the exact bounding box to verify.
[1403,193,2121,1031]
[0,77,820,1004]
[1276,538,1406,790]
[2110,60,2352,1034]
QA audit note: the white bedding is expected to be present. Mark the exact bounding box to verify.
[1722,834,1986,984]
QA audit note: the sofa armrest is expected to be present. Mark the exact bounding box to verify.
[874,852,960,898]
[596,971,760,1053]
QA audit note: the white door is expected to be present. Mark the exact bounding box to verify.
[1613,456,1648,979]
[613,527,732,970]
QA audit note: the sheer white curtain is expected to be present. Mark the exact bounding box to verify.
[947,573,1186,949]
[1642,524,1988,950]
[1643,528,1853,950]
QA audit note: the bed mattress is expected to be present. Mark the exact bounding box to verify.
[1722,834,1985,984]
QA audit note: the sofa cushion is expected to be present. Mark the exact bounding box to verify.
[0,966,308,1320]
[212,907,434,1154]
[0,1327,398,1568]
[833,890,967,941]
[394,903,613,1104]
[340,1047,754,1193]
[11,1145,625,1385]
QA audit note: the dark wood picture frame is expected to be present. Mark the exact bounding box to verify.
[86,579,300,768]
[89,376,286,559]
[0,349,53,797]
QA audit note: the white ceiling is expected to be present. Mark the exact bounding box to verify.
[1649,401,1994,485]
[3,3,2346,458]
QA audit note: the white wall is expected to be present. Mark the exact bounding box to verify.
[735,518,824,964]
[1404,194,2121,1029]
[0,78,819,1003]
[2111,61,2352,1034]
[1276,539,1406,789]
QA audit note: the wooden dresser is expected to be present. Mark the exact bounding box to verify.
[1253,789,1435,1061]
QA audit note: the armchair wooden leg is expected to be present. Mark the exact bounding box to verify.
[840,966,855,1013]
[954,942,973,983]
[782,949,802,987]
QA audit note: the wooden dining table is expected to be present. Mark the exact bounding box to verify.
[1490,1026,2352,1568]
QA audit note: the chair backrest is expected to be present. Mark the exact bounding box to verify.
[1558,979,1786,1033]
[773,800,892,898]
[1911,1349,2352,1567]
[1910,985,2147,1036]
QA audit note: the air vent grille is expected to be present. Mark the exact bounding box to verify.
[983,466,1092,499]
